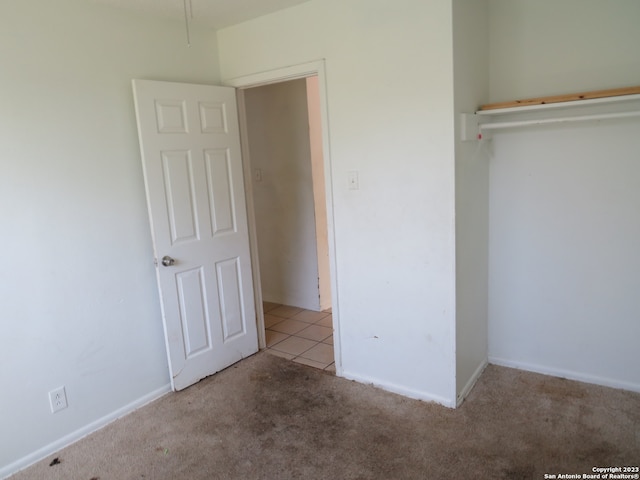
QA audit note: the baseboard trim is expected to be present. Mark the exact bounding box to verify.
[488,356,640,393]
[1,384,172,480]
[457,359,489,407]
[262,292,321,312]
[340,370,457,408]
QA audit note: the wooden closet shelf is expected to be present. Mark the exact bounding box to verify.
[479,86,640,111]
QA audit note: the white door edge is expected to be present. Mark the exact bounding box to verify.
[226,60,342,375]
[235,90,266,350]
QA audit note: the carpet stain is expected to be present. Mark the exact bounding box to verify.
[576,442,618,463]
[10,355,640,480]
[501,464,536,479]
[536,378,587,399]
[248,372,272,382]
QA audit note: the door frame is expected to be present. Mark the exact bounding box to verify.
[224,60,341,374]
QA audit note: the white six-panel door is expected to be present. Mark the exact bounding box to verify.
[132,79,258,391]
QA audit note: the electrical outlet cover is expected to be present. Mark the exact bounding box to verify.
[49,386,68,413]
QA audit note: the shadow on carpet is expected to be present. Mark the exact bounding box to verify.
[10,352,640,480]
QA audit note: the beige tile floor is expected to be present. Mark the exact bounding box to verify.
[263,302,335,373]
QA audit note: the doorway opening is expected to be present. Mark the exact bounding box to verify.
[240,75,335,372]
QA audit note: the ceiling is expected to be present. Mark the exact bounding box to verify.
[89,0,311,30]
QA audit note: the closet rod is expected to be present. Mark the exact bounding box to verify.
[479,110,640,132]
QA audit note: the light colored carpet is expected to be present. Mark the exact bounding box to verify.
[10,353,640,479]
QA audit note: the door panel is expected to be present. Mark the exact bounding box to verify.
[216,257,246,340]
[176,266,210,357]
[132,79,258,391]
[205,149,236,235]
[161,150,198,244]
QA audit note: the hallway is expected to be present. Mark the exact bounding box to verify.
[263,302,335,372]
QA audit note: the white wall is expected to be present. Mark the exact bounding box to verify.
[487,0,640,391]
[488,120,640,391]
[489,0,640,102]
[0,1,220,476]
[218,0,458,405]
[452,0,490,401]
[244,79,321,310]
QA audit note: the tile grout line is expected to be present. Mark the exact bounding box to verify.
[263,303,335,371]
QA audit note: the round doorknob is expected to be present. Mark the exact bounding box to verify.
[161,255,175,267]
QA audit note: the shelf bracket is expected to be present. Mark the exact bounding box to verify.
[460,113,480,142]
